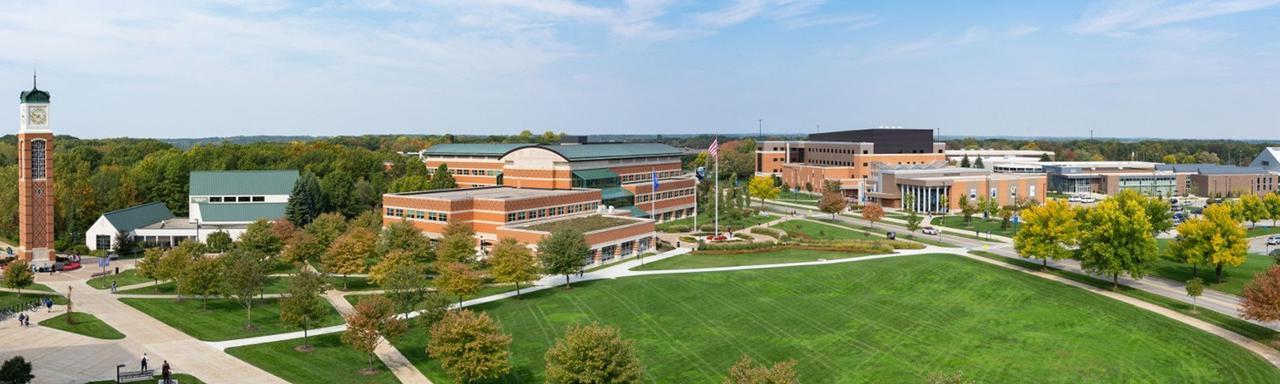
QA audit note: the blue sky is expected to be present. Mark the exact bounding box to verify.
[2,0,1278,139]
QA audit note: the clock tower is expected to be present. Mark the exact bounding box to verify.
[17,76,55,263]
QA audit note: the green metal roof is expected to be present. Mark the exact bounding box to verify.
[622,206,648,218]
[198,203,287,223]
[189,170,298,196]
[102,202,174,232]
[423,144,532,157]
[544,143,681,161]
[20,88,49,104]
[600,187,634,201]
[572,168,619,181]
[423,143,682,162]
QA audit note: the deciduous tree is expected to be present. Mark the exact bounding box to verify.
[282,231,325,266]
[305,212,348,248]
[324,227,376,289]
[219,249,269,330]
[818,190,846,220]
[1241,266,1280,323]
[1238,193,1269,228]
[342,295,407,373]
[237,219,283,256]
[435,261,482,306]
[0,356,34,384]
[437,221,477,264]
[862,203,884,228]
[1170,204,1248,283]
[544,323,644,384]
[177,256,222,309]
[1264,192,1280,226]
[903,195,922,235]
[280,270,328,351]
[205,231,232,253]
[427,309,512,383]
[959,195,977,223]
[489,238,538,297]
[377,220,433,263]
[368,250,422,287]
[1078,198,1158,289]
[747,175,780,207]
[1186,277,1204,314]
[1014,200,1080,270]
[539,229,589,288]
[2,260,34,296]
[724,355,798,384]
[136,248,164,288]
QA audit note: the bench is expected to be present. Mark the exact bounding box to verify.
[117,368,155,383]
[90,271,111,278]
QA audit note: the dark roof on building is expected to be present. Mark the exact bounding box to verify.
[423,143,681,162]
[20,86,49,104]
[805,128,936,154]
[1156,164,1271,175]
[102,202,175,232]
[189,170,299,196]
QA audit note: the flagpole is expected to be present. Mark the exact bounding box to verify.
[714,135,720,238]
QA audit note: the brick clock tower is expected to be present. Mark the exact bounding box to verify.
[17,77,55,263]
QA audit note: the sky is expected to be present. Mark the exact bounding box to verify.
[1,0,1278,140]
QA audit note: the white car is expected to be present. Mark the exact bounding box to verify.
[1268,236,1280,246]
[1080,196,1097,204]
[1068,195,1082,203]
[921,226,940,235]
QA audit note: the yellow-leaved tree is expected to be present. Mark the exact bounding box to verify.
[1170,203,1248,283]
[746,175,780,207]
[1013,199,1079,270]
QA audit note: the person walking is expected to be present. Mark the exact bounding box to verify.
[161,360,171,384]
[16,313,24,327]
[111,280,117,293]
[140,353,149,371]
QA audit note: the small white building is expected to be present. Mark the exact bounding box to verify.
[1251,147,1280,173]
[945,149,1054,168]
[85,170,298,251]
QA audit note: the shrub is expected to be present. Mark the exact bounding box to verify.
[678,236,698,243]
[750,227,786,240]
[658,224,691,233]
[733,233,753,241]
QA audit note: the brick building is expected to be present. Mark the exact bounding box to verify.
[16,78,56,264]
[382,187,656,265]
[866,167,1047,212]
[756,128,948,202]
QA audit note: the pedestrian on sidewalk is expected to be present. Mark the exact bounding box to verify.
[141,353,149,371]
[161,360,171,384]
[111,280,117,293]
[16,313,24,327]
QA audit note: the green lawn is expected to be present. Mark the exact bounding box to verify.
[1247,226,1280,238]
[631,248,877,271]
[391,254,1280,383]
[39,312,125,339]
[119,276,292,295]
[345,285,522,308]
[774,220,875,241]
[525,215,637,233]
[1150,253,1273,296]
[0,291,66,308]
[968,251,1280,348]
[814,219,959,248]
[119,297,344,341]
[656,211,775,233]
[85,374,203,384]
[932,215,1019,238]
[326,275,376,291]
[228,333,399,384]
[774,191,819,206]
[86,269,150,289]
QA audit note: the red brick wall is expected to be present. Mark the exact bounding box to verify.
[17,132,56,261]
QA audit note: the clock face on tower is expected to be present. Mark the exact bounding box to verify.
[29,107,47,125]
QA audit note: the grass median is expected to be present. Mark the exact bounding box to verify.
[39,312,125,340]
[119,297,344,341]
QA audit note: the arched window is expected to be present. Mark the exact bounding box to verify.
[30,140,47,179]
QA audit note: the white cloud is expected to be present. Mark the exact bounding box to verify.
[1007,24,1040,37]
[1070,0,1280,34]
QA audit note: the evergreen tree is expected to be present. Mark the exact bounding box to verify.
[959,155,971,168]
[429,164,458,190]
[973,157,984,168]
[286,172,325,226]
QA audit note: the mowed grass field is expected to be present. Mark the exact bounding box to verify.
[392,254,1280,383]
[631,248,878,271]
[119,298,344,341]
[1149,238,1271,296]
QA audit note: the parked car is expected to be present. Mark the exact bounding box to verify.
[1080,196,1097,204]
[921,226,940,235]
[1268,236,1280,246]
[1068,195,1082,203]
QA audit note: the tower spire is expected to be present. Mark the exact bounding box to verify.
[33,69,37,89]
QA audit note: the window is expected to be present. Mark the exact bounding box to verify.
[1029,185,1037,197]
[30,140,46,179]
[210,197,222,202]
[989,188,997,198]
[238,196,251,202]
[96,235,112,250]
[252,196,265,202]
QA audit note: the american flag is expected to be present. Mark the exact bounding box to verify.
[707,137,719,157]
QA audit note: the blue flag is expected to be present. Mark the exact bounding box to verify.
[651,169,659,191]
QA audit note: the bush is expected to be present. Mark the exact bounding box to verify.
[733,233,754,241]
[658,224,691,233]
[679,236,698,243]
[750,227,786,240]
[1272,249,1280,264]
